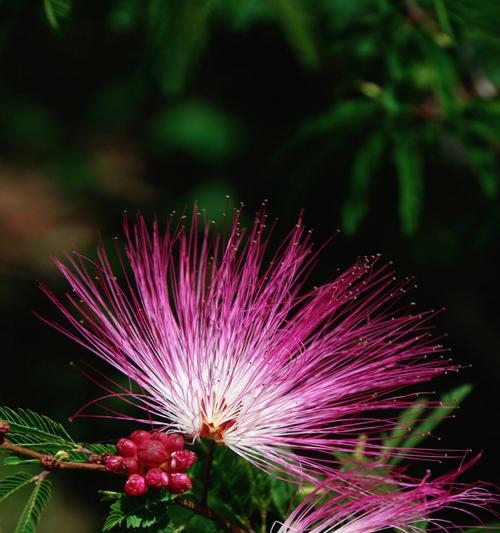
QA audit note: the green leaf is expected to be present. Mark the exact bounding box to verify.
[0,472,34,504]
[390,384,473,466]
[43,0,71,29]
[433,0,455,42]
[108,0,141,32]
[271,0,319,68]
[102,491,176,531]
[407,520,428,533]
[102,500,126,531]
[1,456,39,466]
[0,406,75,450]
[393,134,423,235]
[0,407,109,465]
[383,398,428,455]
[149,0,211,95]
[126,514,144,528]
[299,100,376,139]
[150,102,241,160]
[269,476,297,518]
[342,132,385,234]
[13,476,51,533]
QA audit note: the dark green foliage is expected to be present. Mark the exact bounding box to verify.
[148,0,211,95]
[100,444,299,532]
[101,491,176,531]
[15,0,497,234]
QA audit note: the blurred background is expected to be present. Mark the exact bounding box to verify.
[1,0,500,530]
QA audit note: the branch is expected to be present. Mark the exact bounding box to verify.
[1,439,106,472]
[202,439,215,505]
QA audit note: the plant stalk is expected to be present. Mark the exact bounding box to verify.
[0,440,106,471]
[202,439,216,506]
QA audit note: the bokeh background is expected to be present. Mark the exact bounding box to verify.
[1,1,500,530]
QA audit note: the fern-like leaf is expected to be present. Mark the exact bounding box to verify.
[13,476,51,533]
[102,500,126,531]
[0,472,34,504]
[0,406,75,448]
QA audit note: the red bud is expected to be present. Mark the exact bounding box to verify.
[169,473,192,494]
[129,430,152,444]
[145,467,169,489]
[155,433,184,452]
[125,474,148,496]
[137,439,168,468]
[117,438,137,458]
[169,450,197,472]
[104,454,123,473]
[122,457,139,474]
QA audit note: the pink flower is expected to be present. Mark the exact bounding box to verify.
[276,464,496,532]
[41,206,454,482]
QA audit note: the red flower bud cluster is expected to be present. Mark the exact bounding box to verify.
[100,430,197,497]
[0,421,10,444]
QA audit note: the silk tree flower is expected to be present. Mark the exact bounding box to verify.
[275,464,496,533]
[40,206,454,482]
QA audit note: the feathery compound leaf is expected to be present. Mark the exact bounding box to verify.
[0,472,34,504]
[43,0,71,29]
[0,406,75,449]
[14,476,51,533]
[102,500,126,531]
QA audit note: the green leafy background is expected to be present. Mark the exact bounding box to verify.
[1,0,499,530]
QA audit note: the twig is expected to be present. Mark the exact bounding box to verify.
[202,439,215,506]
[1,439,106,472]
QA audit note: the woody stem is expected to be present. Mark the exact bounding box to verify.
[0,440,106,471]
[202,439,216,506]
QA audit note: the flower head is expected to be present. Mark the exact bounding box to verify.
[275,463,496,532]
[41,206,453,481]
